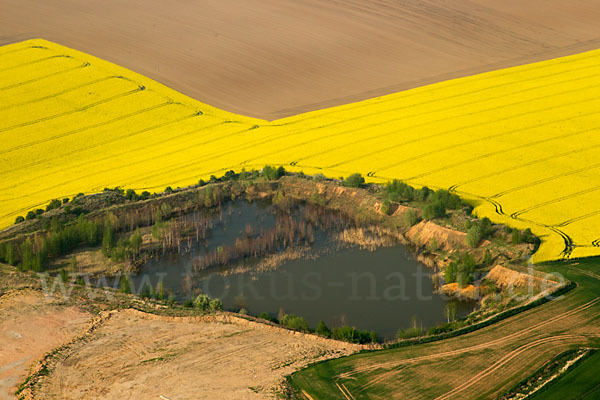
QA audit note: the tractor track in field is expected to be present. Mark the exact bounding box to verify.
[0,84,145,134]
[433,334,596,400]
[330,82,600,172]
[245,67,600,167]
[0,61,90,91]
[336,297,600,380]
[448,185,577,261]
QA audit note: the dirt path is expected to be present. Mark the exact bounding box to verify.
[1,0,599,120]
[433,334,595,400]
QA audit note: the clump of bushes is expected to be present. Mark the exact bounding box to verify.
[510,228,539,246]
[403,209,421,227]
[466,217,494,247]
[193,294,223,312]
[444,252,476,288]
[380,199,393,215]
[262,165,286,180]
[383,180,463,221]
[341,173,365,188]
[385,179,419,202]
[316,321,332,337]
[332,325,378,344]
[423,201,446,220]
[280,313,310,332]
[257,312,278,323]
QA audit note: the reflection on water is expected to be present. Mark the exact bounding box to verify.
[131,200,477,339]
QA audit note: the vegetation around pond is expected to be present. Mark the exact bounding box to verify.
[1,166,590,400]
[0,166,556,349]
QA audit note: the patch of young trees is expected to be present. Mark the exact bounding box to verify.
[280,313,310,332]
[314,319,377,343]
[0,212,148,272]
[444,252,476,288]
[384,179,463,221]
[262,165,286,180]
[466,217,494,248]
[192,293,223,312]
[341,173,365,188]
[252,313,379,344]
[0,215,102,271]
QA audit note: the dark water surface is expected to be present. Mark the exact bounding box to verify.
[132,200,476,339]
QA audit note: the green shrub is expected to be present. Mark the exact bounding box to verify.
[416,186,431,201]
[223,170,237,180]
[313,173,326,182]
[385,179,415,201]
[14,216,24,224]
[381,200,393,215]
[193,294,211,310]
[511,229,523,244]
[423,201,446,220]
[46,199,62,212]
[262,165,286,180]
[403,209,421,227]
[209,298,223,311]
[280,314,310,332]
[466,225,483,248]
[316,321,331,338]
[342,173,364,188]
[522,228,539,245]
[332,326,376,344]
[429,189,462,210]
[444,252,475,287]
[257,312,278,323]
[125,189,138,201]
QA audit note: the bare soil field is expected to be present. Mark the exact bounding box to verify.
[33,309,358,400]
[0,289,91,400]
[2,0,599,120]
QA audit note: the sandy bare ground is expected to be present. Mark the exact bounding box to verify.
[0,289,91,400]
[34,309,359,399]
[2,0,600,120]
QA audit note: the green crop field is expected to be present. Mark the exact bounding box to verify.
[529,350,600,400]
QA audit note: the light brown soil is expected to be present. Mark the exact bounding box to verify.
[1,0,599,120]
[407,220,467,252]
[0,289,91,400]
[486,265,560,290]
[35,309,359,399]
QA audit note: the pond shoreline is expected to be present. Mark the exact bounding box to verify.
[1,172,564,344]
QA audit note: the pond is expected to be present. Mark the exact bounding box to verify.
[131,200,476,339]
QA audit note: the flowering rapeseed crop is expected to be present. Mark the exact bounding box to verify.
[1,39,599,262]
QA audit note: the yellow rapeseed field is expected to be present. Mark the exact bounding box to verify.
[1,39,599,262]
